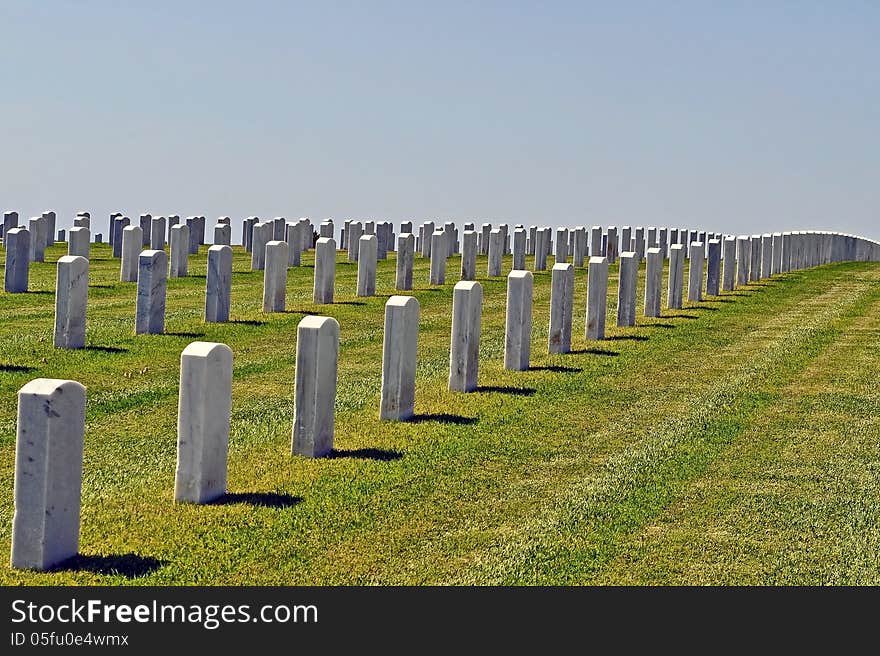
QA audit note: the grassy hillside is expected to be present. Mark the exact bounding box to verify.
[0,242,878,585]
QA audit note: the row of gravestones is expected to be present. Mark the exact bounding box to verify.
[9,228,880,570]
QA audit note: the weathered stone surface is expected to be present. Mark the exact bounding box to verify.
[380,296,419,420]
[617,252,638,327]
[396,233,415,290]
[667,244,685,309]
[5,228,30,292]
[168,215,181,245]
[205,245,232,323]
[139,214,152,246]
[242,216,256,251]
[357,234,378,296]
[11,378,86,570]
[586,256,609,340]
[549,263,574,354]
[2,210,18,238]
[292,316,339,458]
[504,270,533,370]
[480,223,491,255]
[136,250,167,334]
[449,281,482,392]
[644,247,663,317]
[658,227,669,259]
[633,227,645,261]
[313,237,336,304]
[43,210,56,246]
[120,226,142,282]
[174,342,233,504]
[688,241,705,302]
[170,223,190,278]
[262,240,288,312]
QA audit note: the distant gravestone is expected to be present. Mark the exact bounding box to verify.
[722,237,737,291]
[430,230,446,285]
[151,216,167,250]
[706,240,721,296]
[688,242,705,302]
[549,263,574,354]
[487,229,503,277]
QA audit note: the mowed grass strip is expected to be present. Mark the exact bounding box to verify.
[0,242,878,584]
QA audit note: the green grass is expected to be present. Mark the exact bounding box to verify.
[0,242,878,585]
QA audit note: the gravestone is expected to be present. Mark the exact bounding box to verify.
[347,221,363,262]
[555,228,569,263]
[688,242,705,302]
[170,223,190,277]
[54,256,88,349]
[11,378,86,571]
[590,226,602,257]
[380,296,419,421]
[667,244,685,309]
[549,263,574,354]
[513,228,527,270]
[396,233,415,290]
[505,271,533,370]
[644,247,663,318]
[136,250,167,334]
[28,217,46,262]
[449,281,482,392]
[617,252,638,327]
[151,216,167,250]
[487,229,503,277]
[292,316,339,458]
[262,241,288,312]
[722,237,737,291]
[313,237,336,304]
[430,230,446,285]
[586,256,609,340]
[460,230,477,281]
[534,228,547,271]
[736,236,751,286]
[357,235,378,296]
[573,227,587,267]
[213,223,231,246]
[205,245,232,323]
[139,214,152,246]
[174,342,233,504]
[761,234,773,278]
[250,222,271,270]
[706,239,721,296]
[749,235,761,281]
[120,226,142,282]
[4,228,29,293]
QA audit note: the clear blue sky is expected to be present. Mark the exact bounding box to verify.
[2,1,877,242]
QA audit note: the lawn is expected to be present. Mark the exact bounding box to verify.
[1,241,878,584]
